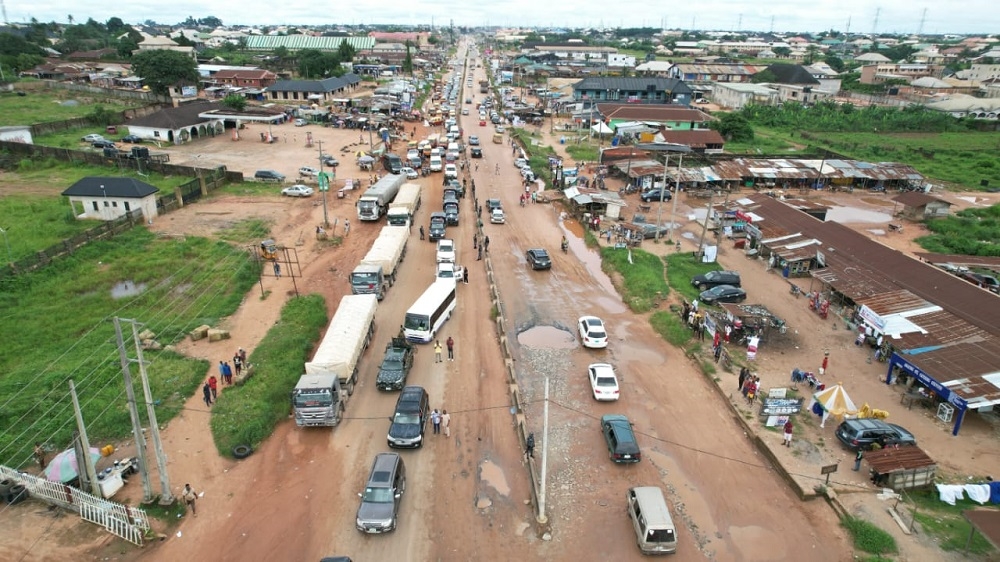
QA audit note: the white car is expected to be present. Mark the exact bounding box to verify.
[490,208,505,224]
[298,166,320,177]
[588,363,620,401]
[578,316,609,349]
[82,133,105,143]
[403,167,419,179]
[461,109,470,115]
[436,239,456,263]
[444,164,458,180]
[436,262,464,281]
[281,184,315,197]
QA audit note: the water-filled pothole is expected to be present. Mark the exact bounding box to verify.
[517,325,576,349]
[110,280,147,299]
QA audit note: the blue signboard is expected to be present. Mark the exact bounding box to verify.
[889,352,967,435]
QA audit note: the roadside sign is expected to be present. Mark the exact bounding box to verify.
[318,172,330,191]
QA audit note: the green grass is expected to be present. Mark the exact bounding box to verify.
[906,489,997,555]
[726,128,805,155]
[0,228,258,468]
[0,90,143,125]
[649,310,692,346]
[564,144,600,163]
[840,515,899,555]
[210,295,328,457]
[915,205,1000,257]
[599,247,668,313]
[664,253,721,302]
[217,218,273,245]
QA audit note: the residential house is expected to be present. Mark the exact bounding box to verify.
[634,60,676,77]
[266,74,362,103]
[805,62,842,93]
[213,69,278,89]
[607,53,636,68]
[925,95,1000,120]
[760,64,829,104]
[853,52,891,64]
[965,64,1000,85]
[135,35,196,60]
[245,35,374,53]
[527,43,618,61]
[62,177,159,222]
[674,63,765,84]
[573,77,693,105]
[712,83,781,110]
[860,62,943,85]
[892,192,953,220]
[124,100,226,145]
[596,103,712,131]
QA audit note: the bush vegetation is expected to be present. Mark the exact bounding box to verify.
[916,205,1000,256]
[599,247,668,313]
[649,311,692,346]
[210,295,328,456]
[840,516,898,556]
[664,253,720,302]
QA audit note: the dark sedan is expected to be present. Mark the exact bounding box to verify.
[526,248,551,270]
[640,189,672,203]
[119,135,142,143]
[699,284,746,305]
[92,140,117,149]
[470,147,483,158]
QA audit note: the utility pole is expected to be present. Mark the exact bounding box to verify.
[317,140,329,228]
[697,190,716,261]
[69,380,100,497]
[127,320,173,504]
[538,376,550,525]
[668,152,684,242]
[113,317,153,503]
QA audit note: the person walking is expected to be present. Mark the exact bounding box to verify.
[218,360,226,380]
[233,354,242,379]
[483,236,490,253]
[182,483,199,517]
[819,351,829,376]
[782,419,794,447]
[446,336,455,361]
[434,340,443,363]
[463,268,469,285]
[441,410,451,437]
[525,433,535,459]
[343,219,350,236]
[273,261,281,278]
[473,233,478,249]
[33,442,46,470]
[223,362,233,385]
[202,382,213,407]
[419,226,425,240]
[431,409,442,434]
[853,449,864,471]
[239,348,247,365]
[477,246,483,261]
[208,375,218,401]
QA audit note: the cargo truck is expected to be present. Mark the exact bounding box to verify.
[294,294,377,427]
[350,226,409,299]
[357,173,406,221]
[386,183,422,228]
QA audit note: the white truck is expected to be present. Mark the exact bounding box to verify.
[294,294,377,427]
[350,226,409,300]
[386,183,422,228]
[357,173,406,221]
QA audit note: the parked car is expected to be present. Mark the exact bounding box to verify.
[601,414,641,463]
[461,109,469,115]
[578,316,609,349]
[403,167,419,179]
[835,419,916,451]
[588,363,620,401]
[490,208,506,224]
[387,386,429,448]
[486,199,503,212]
[691,271,742,290]
[119,135,142,143]
[698,285,747,305]
[959,271,1000,293]
[355,453,406,533]
[436,239,456,263]
[299,166,320,177]
[640,188,673,203]
[281,184,315,197]
[470,147,483,158]
[525,248,551,270]
[468,135,480,146]
[322,156,340,167]
[255,170,286,182]
[81,134,105,143]
[294,118,309,127]
[92,140,117,149]
[444,164,458,180]
[495,125,505,133]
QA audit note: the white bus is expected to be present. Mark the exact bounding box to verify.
[403,281,457,343]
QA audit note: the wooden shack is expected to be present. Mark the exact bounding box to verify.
[865,446,937,491]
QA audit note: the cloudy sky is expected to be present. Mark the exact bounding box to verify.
[12,1,1000,35]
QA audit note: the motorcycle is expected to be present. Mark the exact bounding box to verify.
[561,240,568,253]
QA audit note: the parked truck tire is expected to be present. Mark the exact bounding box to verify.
[232,445,253,459]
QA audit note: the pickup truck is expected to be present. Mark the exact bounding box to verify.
[376,337,415,391]
[436,262,464,281]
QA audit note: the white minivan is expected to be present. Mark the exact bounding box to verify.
[429,156,443,172]
[626,487,677,555]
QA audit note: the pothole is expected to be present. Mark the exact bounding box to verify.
[517,325,577,349]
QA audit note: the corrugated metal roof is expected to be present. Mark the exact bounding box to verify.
[246,35,374,51]
[864,446,936,473]
[856,291,934,316]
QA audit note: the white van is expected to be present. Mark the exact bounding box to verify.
[626,487,677,555]
[429,156,443,172]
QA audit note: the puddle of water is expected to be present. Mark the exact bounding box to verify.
[110,280,147,299]
[479,459,510,496]
[825,206,891,224]
[518,325,576,349]
[681,231,697,240]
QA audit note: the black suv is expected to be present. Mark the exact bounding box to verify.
[428,212,447,241]
[835,419,916,451]
[640,188,672,203]
[376,338,415,391]
[387,386,429,448]
[526,248,552,270]
[691,270,742,290]
[383,153,403,175]
[254,169,285,182]
[601,414,641,463]
[443,199,460,226]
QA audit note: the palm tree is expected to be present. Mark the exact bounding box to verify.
[67,14,74,25]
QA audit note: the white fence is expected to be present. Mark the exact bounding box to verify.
[0,465,151,546]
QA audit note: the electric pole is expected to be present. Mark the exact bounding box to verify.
[127,320,173,504]
[69,380,100,497]
[113,317,153,503]
[317,140,329,228]
[697,190,716,261]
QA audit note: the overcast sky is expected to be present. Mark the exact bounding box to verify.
[13,1,1000,35]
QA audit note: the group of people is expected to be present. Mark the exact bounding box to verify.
[430,408,452,437]
[203,349,248,407]
[738,368,762,406]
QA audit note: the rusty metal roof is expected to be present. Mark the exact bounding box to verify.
[892,192,952,208]
[614,161,664,178]
[914,253,1000,271]
[894,309,984,349]
[809,257,899,300]
[864,446,936,473]
[856,291,934,316]
[964,510,1000,552]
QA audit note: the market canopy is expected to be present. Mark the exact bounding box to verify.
[810,383,858,428]
[591,122,613,135]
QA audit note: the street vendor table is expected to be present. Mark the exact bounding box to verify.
[900,390,933,410]
[97,457,137,499]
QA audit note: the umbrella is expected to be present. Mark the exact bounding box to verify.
[810,383,858,428]
[355,150,367,158]
[358,155,375,164]
[44,447,101,483]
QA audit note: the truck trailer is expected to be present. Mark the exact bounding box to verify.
[350,226,409,299]
[294,294,378,426]
[386,183,422,227]
[357,173,406,221]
